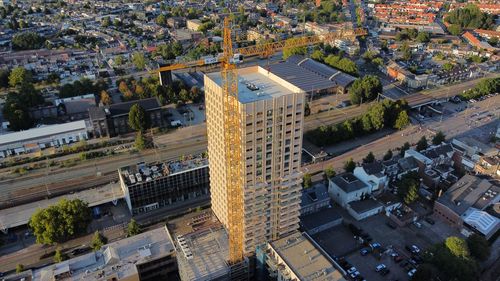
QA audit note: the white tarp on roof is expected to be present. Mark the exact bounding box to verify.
[463,208,499,236]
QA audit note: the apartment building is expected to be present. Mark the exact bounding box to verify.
[205,66,305,254]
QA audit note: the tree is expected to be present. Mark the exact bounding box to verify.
[432,131,446,145]
[349,75,382,105]
[416,136,428,151]
[404,181,419,204]
[9,67,32,87]
[100,90,112,105]
[372,57,384,66]
[11,32,44,50]
[128,104,150,132]
[445,4,494,30]
[126,219,141,237]
[131,52,146,70]
[400,142,410,157]
[90,231,106,251]
[16,264,24,273]
[0,68,10,88]
[311,50,325,61]
[445,236,470,259]
[416,32,430,43]
[344,158,356,173]
[114,55,125,66]
[368,103,385,130]
[54,248,67,263]
[447,24,463,36]
[134,132,146,150]
[283,38,307,59]
[156,14,167,26]
[466,233,490,261]
[29,199,92,244]
[101,17,111,27]
[411,263,438,281]
[443,62,454,72]
[400,42,412,61]
[324,168,336,179]
[363,152,375,163]
[383,149,393,161]
[302,173,312,188]
[394,110,410,130]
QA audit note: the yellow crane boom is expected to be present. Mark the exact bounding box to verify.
[154,27,367,73]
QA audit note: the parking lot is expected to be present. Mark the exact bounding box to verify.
[313,213,462,281]
[166,103,206,126]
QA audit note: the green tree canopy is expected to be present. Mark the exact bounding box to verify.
[344,158,356,173]
[302,173,312,188]
[363,151,375,163]
[324,168,336,179]
[9,67,32,87]
[466,233,490,261]
[134,131,147,150]
[416,32,431,43]
[283,38,307,60]
[432,131,446,145]
[90,231,107,251]
[445,4,494,30]
[383,149,393,161]
[324,54,358,76]
[29,199,91,244]
[12,32,45,50]
[400,142,411,157]
[349,75,382,105]
[128,104,151,132]
[445,236,470,259]
[126,219,142,237]
[416,136,428,151]
[16,264,24,273]
[131,52,146,70]
[54,248,67,263]
[394,110,410,130]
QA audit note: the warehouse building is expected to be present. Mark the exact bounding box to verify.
[0,120,89,157]
[268,55,357,96]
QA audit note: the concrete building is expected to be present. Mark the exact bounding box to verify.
[0,120,88,157]
[266,231,345,281]
[89,98,164,137]
[118,155,209,215]
[328,173,373,207]
[165,210,244,281]
[33,227,178,281]
[434,175,499,238]
[300,183,330,216]
[353,161,388,191]
[205,65,305,254]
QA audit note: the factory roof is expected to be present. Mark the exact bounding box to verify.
[0,120,87,147]
[268,55,356,91]
[205,66,303,104]
[269,232,345,281]
[108,97,161,117]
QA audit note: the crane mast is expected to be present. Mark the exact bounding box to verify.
[221,17,245,263]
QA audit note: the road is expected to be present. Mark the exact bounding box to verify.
[303,95,500,176]
[0,77,494,207]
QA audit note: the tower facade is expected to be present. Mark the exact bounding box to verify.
[205,66,305,254]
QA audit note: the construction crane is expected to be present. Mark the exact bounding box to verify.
[154,27,367,74]
[155,19,366,264]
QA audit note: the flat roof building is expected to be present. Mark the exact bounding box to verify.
[0,120,88,157]
[205,65,305,254]
[266,231,346,281]
[118,155,209,215]
[165,209,238,281]
[33,227,178,281]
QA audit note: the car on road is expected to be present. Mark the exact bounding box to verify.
[425,217,435,225]
[408,268,417,277]
[375,264,387,272]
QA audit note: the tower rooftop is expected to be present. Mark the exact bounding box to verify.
[205,66,303,103]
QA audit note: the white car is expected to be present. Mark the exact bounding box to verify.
[408,268,417,277]
[375,264,386,272]
[347,267,357,274]
[349,271,360,278]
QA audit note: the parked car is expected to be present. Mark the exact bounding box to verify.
[360,249,370,256]
[408,269,417,277]
[350,271,360,279]
[400,260,409,267]
[413,221,422,228]
[394,256,404,263]
[370,242,382,250]
[347,267,357,274]
[375,264,387,272]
